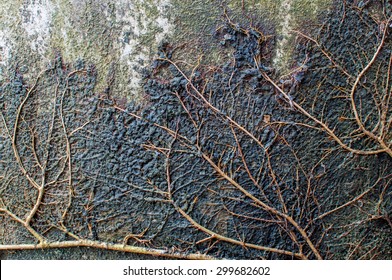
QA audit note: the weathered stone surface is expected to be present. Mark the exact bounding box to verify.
[1,1,392,260]
[0,0,332,100]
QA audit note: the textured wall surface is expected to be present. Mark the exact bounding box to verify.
[1,0,176,100]
[2,1,392,260]
[0,0,332,100]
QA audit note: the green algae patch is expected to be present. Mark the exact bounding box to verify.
[168,0,334,74]
[0,0,335,101]
[1,0,176,101]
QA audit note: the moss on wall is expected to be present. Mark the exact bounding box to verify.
[0,0,334,101]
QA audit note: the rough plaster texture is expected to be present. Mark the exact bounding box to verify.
[2,0,392,261]
[0,0,332,100]
[0,0,175,100]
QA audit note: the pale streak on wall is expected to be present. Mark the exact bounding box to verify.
[273,0,294,73]
[20,0,54,58]
[272,0,332,75]
[115,0,174,92]
[0,0,174,99]
[0,30,11,66]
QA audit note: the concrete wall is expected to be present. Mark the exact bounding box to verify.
[0,0,332,100]
[2,0,392,260]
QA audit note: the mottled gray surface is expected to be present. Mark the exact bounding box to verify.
[1,0,392,260]
[0,0,333,100]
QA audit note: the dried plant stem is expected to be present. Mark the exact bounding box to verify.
[158,58,323,260]
[0,241,216,260]
[164,140,307,259]
[290,24,392,157]
[261,71,391,156]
